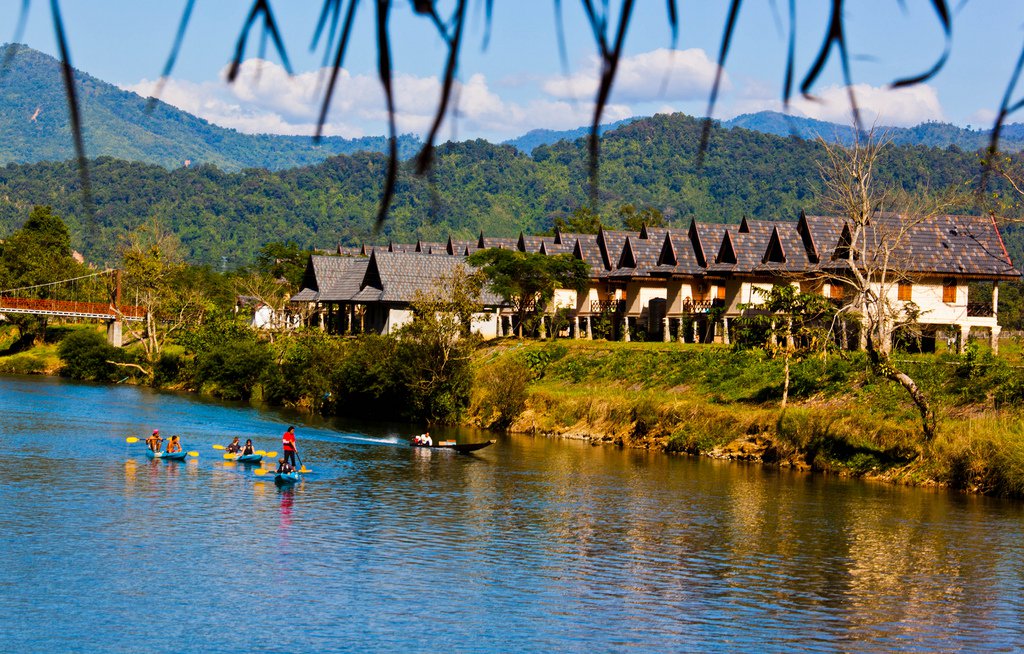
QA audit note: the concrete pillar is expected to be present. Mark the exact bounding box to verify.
[840,320,849,350]
[318,306,325,331]
[992,325,1002,355]
[857,325,867,350]
[662,316,670,342]
[621,316,630,342]
[586,316,593,340]
[722,317,730,345]
[574,317,581,339]
[106,319,123,347]
[959,325,970,354]
[676,318,685,344]
[692,320,699,343]
[539,315,547,340]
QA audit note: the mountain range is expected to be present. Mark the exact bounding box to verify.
[3,43,1024,169]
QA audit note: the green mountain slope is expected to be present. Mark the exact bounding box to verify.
[723,111,1024,152]
[1,113,1020,269]
[0,44,420,171]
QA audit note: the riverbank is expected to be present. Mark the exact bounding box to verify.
[8,322,1024,497]
[467,339,1024,497]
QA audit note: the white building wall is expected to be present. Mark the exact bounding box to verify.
[552,288,578,310]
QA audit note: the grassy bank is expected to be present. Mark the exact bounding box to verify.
[468,339,1024,497]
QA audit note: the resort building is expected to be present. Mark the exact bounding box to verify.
[289,212,1019,352]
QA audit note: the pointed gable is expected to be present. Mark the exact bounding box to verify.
[762,225,787,264]
[739,216,750,233]
[658,232,678,267]
[447,235,456,256]
[639,223,650,239]
[796,210,820,264]
[553,225,564,245]
[832,222,857,261]
[361,250,383,291]
[716,231,738,265]
[478,231,486,249]
[517,232,527,252]
[359,243,369,256]
[618,237,638,269]
[415,239,424,253]
[687,219,708,268]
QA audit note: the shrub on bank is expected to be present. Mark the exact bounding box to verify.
[58,329,134,382]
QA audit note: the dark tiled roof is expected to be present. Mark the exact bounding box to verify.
[362,251,504,305]
[478,236,519,250]
[572,234,605,274]
[290,255,369,303]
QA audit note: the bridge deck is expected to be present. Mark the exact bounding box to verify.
[0,298,145,321]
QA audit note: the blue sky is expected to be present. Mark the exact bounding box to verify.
[11,1,1024,140]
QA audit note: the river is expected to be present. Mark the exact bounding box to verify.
[1,374,1023,652]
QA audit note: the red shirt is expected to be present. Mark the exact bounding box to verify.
[282,430,296,451]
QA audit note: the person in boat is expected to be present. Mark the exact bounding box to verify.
[423,432,432,447]
[226,437,242,454]
[276,458,294,474]
[145,429,163,452]
[282,426,298,468]
[241,439,255,456]
[166,435,182,454]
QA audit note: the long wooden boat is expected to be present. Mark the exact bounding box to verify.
[411,439,496,454]
[146,450,188,461]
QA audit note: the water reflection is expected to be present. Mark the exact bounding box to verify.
[2,375,1024,652]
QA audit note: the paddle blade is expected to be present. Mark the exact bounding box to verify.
[223,452,237,460]
[265,451,277,458]
[255,450,266,455]
[212,444,225,450]
[188,451,199,457]
[299,467,311,473]
[126,437,139,443]
[253,468,269,476]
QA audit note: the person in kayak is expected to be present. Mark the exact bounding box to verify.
[276,458,295,474]
[282,426,298,468]
[166,435,182,454]
[241,439,255,456]
[145,429,163,452]
[226,437,241,454]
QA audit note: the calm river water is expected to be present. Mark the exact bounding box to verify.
[2,375,1024,652]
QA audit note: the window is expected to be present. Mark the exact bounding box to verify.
[829,284,845,300]
[716,285,726,300]
[942,279,957,303]
[898,282,912,302]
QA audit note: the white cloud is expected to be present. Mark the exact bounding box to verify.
[728,83,945,127]
[123,58,639,141]
[966,108,997,129]
[542,48,726,104]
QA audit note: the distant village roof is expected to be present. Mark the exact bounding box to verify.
[354,251,504,305]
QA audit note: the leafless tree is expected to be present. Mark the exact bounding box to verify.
[818,130,960,440]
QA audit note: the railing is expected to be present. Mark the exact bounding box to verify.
[0,297,146,321]
[967,302,994,317]
[681,298,726,314]
[591,299,626,313]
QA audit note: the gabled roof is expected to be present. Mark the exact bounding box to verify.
[447,236,477,256]
[714,230,737,266]
[291,254,370,303]
[597,228,632,272]
[355,251,503,305]
[762,225,786,264]
[478,236,518,250]
[572,234,605,274]
[518,232,546,253]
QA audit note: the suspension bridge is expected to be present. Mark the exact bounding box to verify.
[0,270,146,346]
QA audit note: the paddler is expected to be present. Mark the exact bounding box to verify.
[166,435,182,454]
[225,437,242,454]
[145,429,163,452]
[276,458,294,474]
[241,439,255,456]
[282,426,298,468]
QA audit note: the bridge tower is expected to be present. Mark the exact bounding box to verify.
[106,269,123,347]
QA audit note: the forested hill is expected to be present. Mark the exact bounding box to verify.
[0,44,420,171]
[1,112,1022,268]
[723,111,1024,152]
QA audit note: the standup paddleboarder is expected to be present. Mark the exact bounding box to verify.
[282,426,298,468]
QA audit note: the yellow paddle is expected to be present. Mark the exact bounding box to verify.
[253,468,269,476]
[265,451,278,458]
[212,444,225,450]
[255,450,267,456]
[188,451,199,457]
[126,436,139,443]
[223,452,238,460]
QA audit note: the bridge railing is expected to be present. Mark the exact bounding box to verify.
[0,297,146,320]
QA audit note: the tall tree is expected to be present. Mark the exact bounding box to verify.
[818,132,957,440]
[468,249,589,337]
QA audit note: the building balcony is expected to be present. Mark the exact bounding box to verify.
[967,302,994,317]
[590,299,626,313]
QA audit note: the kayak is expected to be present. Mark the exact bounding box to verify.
[231,453,263,464]
[411,439,496,454]
[146,450,188,461]
[274,472,300,485]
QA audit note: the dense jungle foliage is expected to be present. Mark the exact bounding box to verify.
[3,112,1024,269]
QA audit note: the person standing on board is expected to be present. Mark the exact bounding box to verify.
[282,426,298,469]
